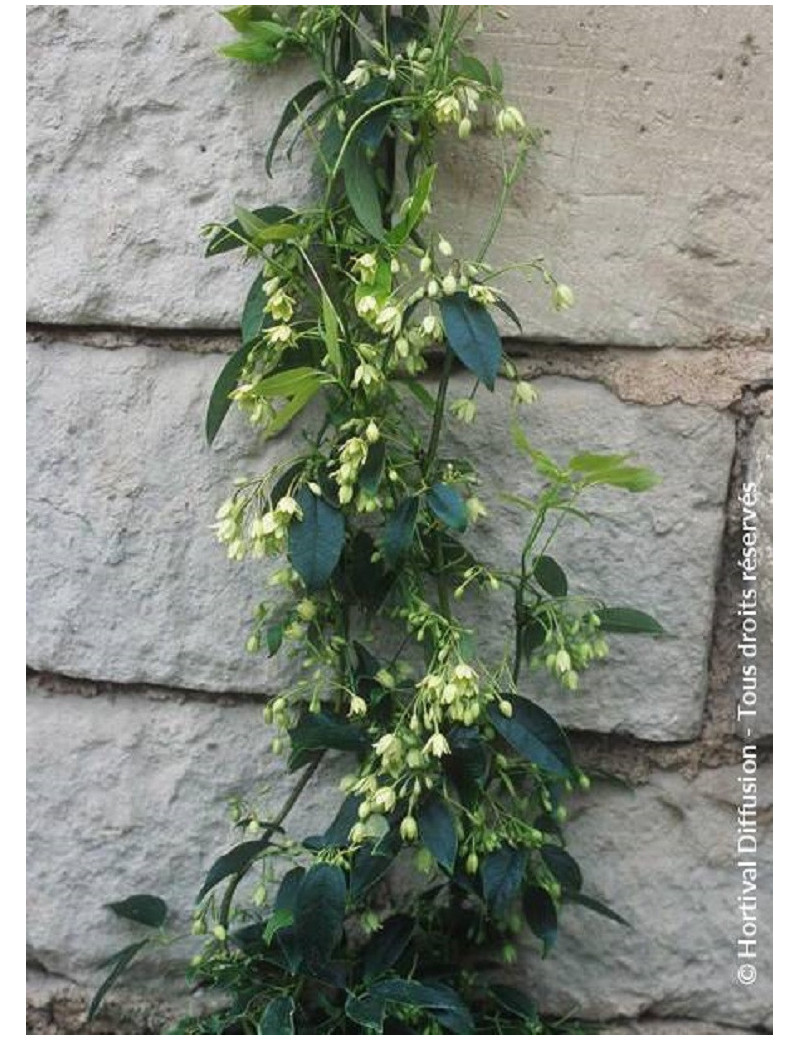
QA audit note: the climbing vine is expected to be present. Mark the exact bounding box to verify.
[93,6,662,1034]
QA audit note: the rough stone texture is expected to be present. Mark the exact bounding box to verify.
[27,6,772,347]
[451,372,735,740]
[516,765,773,1030]
[26,680,343,986]
[27,341,734,740]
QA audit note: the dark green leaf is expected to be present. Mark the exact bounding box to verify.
[263,907,294,945]
[541,846,582,892]
[360,440,386,495]
[206,341,251,445]
[88,940,149,1021]
[564,891,631,927]
[488,695,574,778]
[295,863,346,967]
[523,885,558,955]
[532,555,568,598]
[346,992,387,1031]
[266,80,326,175]
[275,867,306,912]
[481,846,527,913]
[241,270,267,345]
[489,984,539,1023]
[490,57,504,91]
[259,994,295,1034]
[205,204,293,256]
[106,895,167,929]
[595,607,664,635]
[350,838,399,899]
[492,295,524,333]
[426,483,468,533]
[288,487,346,591]
[417,796,457,873]
[388,164,436,246]
[381,497,419,566]
[358,107,392,152]
[266,622,284,657]
[459,55,491,85]
[362,915,415,981]
[289,711,368,770]
[198,837,270,901]
[370,978,471,1021]
[342,144,384,239]
[439,293,502,390]
[445,726,489,808]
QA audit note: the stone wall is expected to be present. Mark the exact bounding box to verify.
[26,6,773,1034]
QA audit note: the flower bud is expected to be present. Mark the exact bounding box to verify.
[438,237,453,257]
[400,815,418,841]
[466,851,479,874]
[551,283,575,311]
[458,116,472,139]
[212,925,227,942]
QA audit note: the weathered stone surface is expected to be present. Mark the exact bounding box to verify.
[26,680,342,985]
[27,342,734,739]
[451,372,735,740]
[519,765,773,1029]
[27,6,772,347]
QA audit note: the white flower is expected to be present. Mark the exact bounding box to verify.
[344,61,371,90]
[424,732,450,758]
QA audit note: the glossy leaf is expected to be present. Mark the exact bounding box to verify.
[258,994,294,1034]
[480,846,527,913]
[522,885,558,955]
[288,710,368,766]
[488,695,574,778]
[362,915,415,981]
[439,293,502,390]
[489,984,539,1023]
[106,894,167,929]
[564,891,631,927]
[294,863,346,967]
[532,555,568,598]
[288,486,346,590]
[205,342,252,445]
[595,607,664,635]
[381,497,419,566]
[198,837,271,901]
[426,483,468,533]
[342,143,384,239]
[266,79,326,175]
[541,846,582,892]
[346,992,387,1031]
[417,796,458,873]
[88,940,149,1021]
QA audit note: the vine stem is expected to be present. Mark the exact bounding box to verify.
[218,753,323,932]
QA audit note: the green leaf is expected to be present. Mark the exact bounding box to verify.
[266,622,283,657]
[88,940,149,1021]
[532,555,568,598]
[440,293,502,390]
[541,846,582,892]
[568,452,659,492]
[381,497,419,566]
[275,866,306,911]
[288,486,346,591]
[489,984,539,1024]
[233,204,300,246]
[563,891,631,927]
[350,839,399,898]
[241,270,267,345]
[417,796,458,873]
[370,978,472,1024]
[266,79,326,175]
[492,295,523,333]
[568,452,629,472]
[198,837,271,901]
[459,55,491,85]
[490,57,504,91]
[388,164,437,246]
[251,366,322,399]
[106,895,167,929]
[205,342,251,445]
[288,710,369,768]
[259,994,295,1034]
[595,607,664,635]
[360,440,385,495]
[522,885,558,955]
[321,290,343,376]
[342,143,384,239]
[426,483,468,533]
[263,907,294,946]
[205,204,294,256]
[294,863,347,967]
[362,914,415,981]
[346,993,387,1031]
[511,422,565,480]
[398,378,436,414]
[305,794,360,850]
[445,726,489,808]
[488,695,574,778]
[481,846,527,913]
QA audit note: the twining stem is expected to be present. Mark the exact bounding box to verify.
[218,753,323,932]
